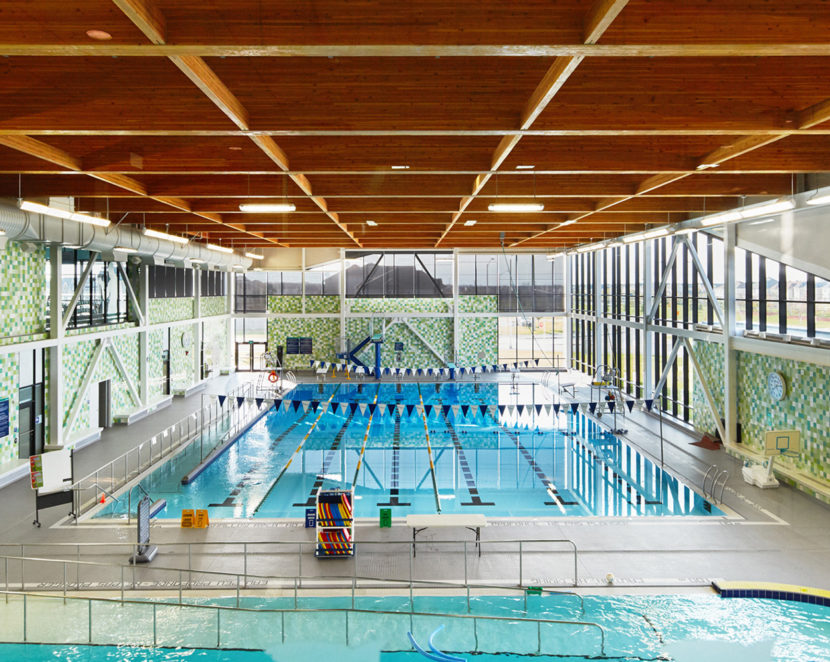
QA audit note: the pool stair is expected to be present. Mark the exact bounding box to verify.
[712,579,830,606]
[408,626,466,662]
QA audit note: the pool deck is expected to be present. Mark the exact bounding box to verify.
[1,370,829,595]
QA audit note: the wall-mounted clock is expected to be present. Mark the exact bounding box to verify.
[767,371,786,402]
[180,329,194,349]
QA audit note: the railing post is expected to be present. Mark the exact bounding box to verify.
[243,543,247,589]
[293,577,298,609]
[537,620,541,654]
[519,541,523,587]
[88,598,92,643]
[345,610,349,646]
[179,570,183,605]
[216,608,221,648]
[120,566,124,603]
[153,603,157,647]
[409,543,414,612]
[23,593,27,642]
[236,575,240,608]
[463,541,468,588]
[298,543,302,587]
[573,542,578,587]
[5,556,8,603]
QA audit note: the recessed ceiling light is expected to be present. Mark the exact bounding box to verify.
[391,165,410,170]
[86,29,112,40]
[365,220,378,226]
[239,203,296,213]
[515,165,535,170]
[464,219,477,226]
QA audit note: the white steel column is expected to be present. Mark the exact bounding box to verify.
[452,250,459,362]
[339,249,346,344]
[301,248,306,315]
[642,240,654,395]
[193,268,202,383]
[723,225,738,446]
[593,250,604,369]
[563,254,572,369]
[226,268,235,370]
[137,263,149,404]
[48,246,64,448]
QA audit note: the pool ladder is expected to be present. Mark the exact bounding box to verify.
[702,465,729,504]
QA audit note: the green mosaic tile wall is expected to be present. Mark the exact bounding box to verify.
[268,318,340,369]
[692,341,830,485]
[170,324,197,391]
[148,329,165,401]
[458,317,499,365]
[690,340,726,433]
[458,295,498,313]
[268,296,302,314]
[62,334,141,434]
[66,321,135,337]
[0,243,47,342]
[0,353,19,465]
[268,295,339,314]
[149,298,194,324]
[199,296,226,317]
[203,318,229,372]
[349,298,451,313]
[347,318,453,368]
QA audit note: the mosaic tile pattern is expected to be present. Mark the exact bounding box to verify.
[0,243,47,342]
[148,328,165,401]
[349,298,451,313]
[458,317,499,365]
[690,340,725,433]
[268,296,303,314]
[66,321,135,337]
[199,296,227,317]
[458,295,498,313]
[268,317,340,369]
[203,318,229,373]
[170,324,197,391]
[306,296,340,314]
[62,334,141,434]
[149,297,194,324]
[692,340,830,487]
[0,353,19,465]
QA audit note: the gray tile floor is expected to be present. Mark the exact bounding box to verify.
[1,371,829,593]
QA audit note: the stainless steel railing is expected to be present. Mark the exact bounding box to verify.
[0,537,581,589]
[0,590,607,656]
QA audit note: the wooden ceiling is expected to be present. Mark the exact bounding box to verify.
[1,1,829,250]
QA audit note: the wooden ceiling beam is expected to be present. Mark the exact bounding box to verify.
[436,0,629,247]
[5,44,830,57]
[111,0,358,247]
[111,0,166,44]
[0,135,82,171]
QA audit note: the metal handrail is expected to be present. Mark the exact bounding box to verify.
[702,464,718,499]
[0,589,607,656]
[713,470,729,504]
[0,553,585,615]
[68,381,257,520]
[0,537,581,589]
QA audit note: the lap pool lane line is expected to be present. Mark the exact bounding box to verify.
[207,407,312,509]
[437,400,495,507]
[377,406,411,508]
[499,425,577,513]
[415,383,442,513]
[251,384,342,515]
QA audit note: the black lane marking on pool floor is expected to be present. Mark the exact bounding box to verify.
[500,426,577,507]
[572,436,661,507]
[439,405,495,507]
[292,409,357,507]
[378,408,411,507]
[208,409,312,508]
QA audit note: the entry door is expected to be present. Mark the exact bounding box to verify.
[235,342,268,371]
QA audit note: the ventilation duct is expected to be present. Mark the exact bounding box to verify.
[0,199,252,270]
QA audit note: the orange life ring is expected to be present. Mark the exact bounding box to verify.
[268,371,278,383]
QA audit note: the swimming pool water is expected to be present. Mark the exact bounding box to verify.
[96,382,722,520]
[3,594,828,661]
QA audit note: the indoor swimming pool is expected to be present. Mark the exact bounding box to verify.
[95,382,723,520]
[1,593,827,661]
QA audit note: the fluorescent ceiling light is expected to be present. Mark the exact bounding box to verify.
[675,227,698,235]
[365,220,378,226]
[143,228,190,245]
[238,203,296,213]
[464,219,477,226]
[245,252,265,260]
[558,219,577,227]
[207,243,233,254]
[747,218,776,226]
[391,165,410,170]
[642,227,670,240]
[695,163,719,170]
[699,210,743,227]
[190,258,206,264]
[20,200,110,228]
[0,230,5,236]
[515,165,535,170]
[113,246,137,253]
[806,192,830,207]
[621,234,642,244]
[700,199,794,227]
[576,243,602,252]
[488,203,545,212]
